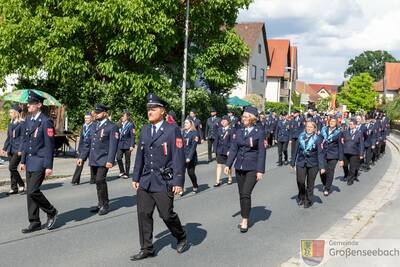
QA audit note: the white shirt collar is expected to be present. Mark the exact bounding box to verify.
[152,120,164,133]
[245,126,254,133]
[32,112,41,121]
[98,118,107,127]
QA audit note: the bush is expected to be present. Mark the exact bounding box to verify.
[383,96,400,120]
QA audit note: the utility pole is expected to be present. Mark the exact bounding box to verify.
[181,0,190,127]
[287,45,296,114]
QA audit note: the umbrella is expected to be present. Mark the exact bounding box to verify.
[3,89,61,107]
[227,96,251,107]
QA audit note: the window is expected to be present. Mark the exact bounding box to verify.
[260,68,265,82]
[251,65,257,80]
[258,44,262,54]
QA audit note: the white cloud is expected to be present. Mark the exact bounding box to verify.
[238,0,400,84]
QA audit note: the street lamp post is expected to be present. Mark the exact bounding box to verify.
[181,0,190,127]
[286,44,297,114]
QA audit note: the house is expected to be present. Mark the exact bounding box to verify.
[296,81,339,104]
[231,22,270,101]
[265,39,298,103]
[374,62,400,101]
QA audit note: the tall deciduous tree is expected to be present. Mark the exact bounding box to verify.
[344,50,397,81]
[0,0,250,128]
[337,73,377,112]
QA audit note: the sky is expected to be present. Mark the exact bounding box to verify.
[237,0,400,85]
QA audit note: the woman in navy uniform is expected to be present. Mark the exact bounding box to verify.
[225,106,266,233]
[78,104,119,215]
[71,112,95,185]
[131,94,188,261]
[342,119,364,186]
[19,91,58,233]
[182,118,199,195]
[116,110,136,179]
[320,116,343,196]
[214,115,233,186]
[2,104,25,195]
[291,121,325,208]
[275,111,291,166]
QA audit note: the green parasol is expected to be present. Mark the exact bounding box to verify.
[3,89,62,107]
[227,96,251,107]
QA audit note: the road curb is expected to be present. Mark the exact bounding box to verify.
[279,136,400,267]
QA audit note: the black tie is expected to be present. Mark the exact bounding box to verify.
[152,125,157,137]
[244,129,249,137]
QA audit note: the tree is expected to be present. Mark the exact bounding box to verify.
[337,73,377,112]
[316,96,332,112]
[383,96,400,120]
[344,50,397,81]
[0,0,250,129]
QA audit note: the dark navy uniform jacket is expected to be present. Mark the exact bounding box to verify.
[78,123,95,155]
[80,119,119,167]
[275,119,291,142]
[256,120,268,138]
[291,132,325,168]
[382,116,390,139]
[132,121,185,192]
[21,113,55,172]
[214,126,233,156]
[205,116,220,140]
[290,116,304,140]
[320,126,344,161]
[183,130,198,163]
[342,129,364,156]
[117,121,136,150]
[229,116,239,132]
[226,127,266,173]
[3,121,25,154]
[363,123,376,148]
[270,116,278,136]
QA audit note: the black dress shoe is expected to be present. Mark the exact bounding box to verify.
[277,162,283,166]
[213,183,221,187]
[46,209,58,230]
[21,223,42,234]
[347,180,354,186]
[90,206,100,213]
[130,251,154,261]
[176,239,190,253]
[304,202,313,208]
[284,161,289,165]
[98,205,109,216]
[297,199,305,206]
[6,190,18,196]
[89,180,96,184]
[239,226,248,233]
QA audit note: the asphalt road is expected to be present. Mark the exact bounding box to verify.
[0,144,392,267]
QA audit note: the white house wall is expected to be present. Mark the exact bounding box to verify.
[231,31,268,101]
[266,77,280,102]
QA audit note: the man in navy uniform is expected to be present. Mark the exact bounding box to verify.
[20,90,58,233]
[289,110,304,162]
[275,111,291,166]
[116,109,136,179]
[205,107,220,162]
[227,109,239,131]
[78,104,119,215]
[187,108,203,142]
[71,112,95,185]
[131,93,188,261]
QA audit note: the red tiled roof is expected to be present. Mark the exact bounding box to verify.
[374,79,384,92]
[234,22,270,65]
[384,62,400,91]
[296,81,318,102]
[308,84,339,95]
[266,39,290,77]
